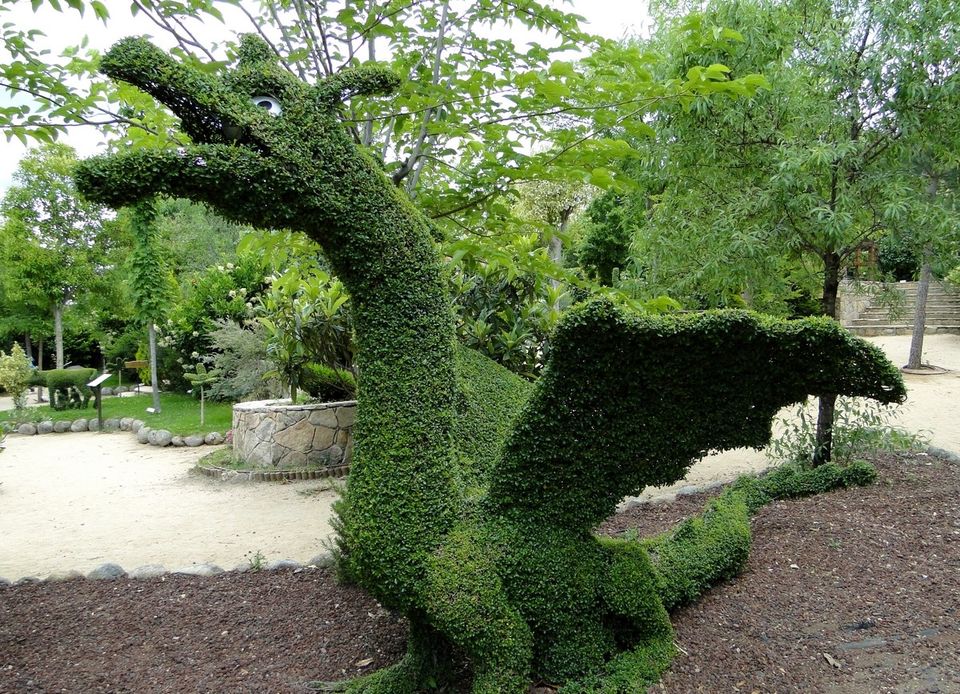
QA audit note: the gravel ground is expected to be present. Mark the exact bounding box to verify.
[1,451,957,693]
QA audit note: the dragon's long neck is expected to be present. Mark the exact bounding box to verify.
[308,158,461,611]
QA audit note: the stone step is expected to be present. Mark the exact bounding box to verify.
[873,294,960,304]
[876,287,958,295]
[860,294,960,301]
[849,317,960,327]
[858,310,960,319]
[869,296,960,303]
[846,325,960,337]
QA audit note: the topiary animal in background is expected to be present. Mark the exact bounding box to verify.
[75,37,906,692]
[38,368,97,411]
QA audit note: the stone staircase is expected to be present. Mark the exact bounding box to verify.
[843,281,960,336]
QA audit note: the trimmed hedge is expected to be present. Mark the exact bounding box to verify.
[36,368,97,411]
[75,37,908,694]
[453,344,533,490]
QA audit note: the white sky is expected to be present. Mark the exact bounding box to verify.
[0,0,651,196]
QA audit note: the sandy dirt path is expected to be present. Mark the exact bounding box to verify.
[0,436,337,581]
[1,334,957,581]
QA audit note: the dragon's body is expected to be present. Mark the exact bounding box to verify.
[76,37,906,692]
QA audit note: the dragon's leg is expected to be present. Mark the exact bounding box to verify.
[424,525,533,693]
[546,538,675,693]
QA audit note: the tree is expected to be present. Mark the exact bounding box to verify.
[601,0,960,463]
[256,267,352,403]
[153,197,249,277]
[0,342,33,410]
[576,188,641,286]
[889,22,960,369]
[127,199,172,412]
[74,35,906,692]
[0,274,52,400]
[183,362,219,426]
[0,143,111,369]
[3,0,767,235]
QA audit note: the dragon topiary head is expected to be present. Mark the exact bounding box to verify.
[75,35,400,234]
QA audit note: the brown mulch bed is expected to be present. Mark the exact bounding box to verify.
[2,452,958,693]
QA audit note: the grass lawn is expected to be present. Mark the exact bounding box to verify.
[0,392,233,437]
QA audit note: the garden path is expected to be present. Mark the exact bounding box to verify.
[1,334,957,581]
[0,436,337,581]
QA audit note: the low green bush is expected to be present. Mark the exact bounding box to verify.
[644,492,752,611]
[768,396,926,468]
[947,264,960,289]
[301,363,357,402]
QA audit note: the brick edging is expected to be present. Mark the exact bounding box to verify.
[194,462,351,481]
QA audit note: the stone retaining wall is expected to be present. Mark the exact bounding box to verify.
[837,279,886,325]
[232,399,356,470]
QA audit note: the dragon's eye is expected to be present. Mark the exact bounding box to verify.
[251,96,282,116]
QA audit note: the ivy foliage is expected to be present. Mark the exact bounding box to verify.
[487,300,905,531]
[127,199,172,324]
[75,38,907,693]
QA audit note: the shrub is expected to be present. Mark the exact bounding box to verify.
[643,492,752,611]
[575,190,633,286]
[74,36,908,694]
[256,267,353,402]
[877,231,920,281]
[947,264,960,289]
[448,233,571,380]
[0,343,33,409]
[99,324,144,384]
[206,320,281,402]
[646,460,879,612]
[300,363,356,402]
[42,368,97,410]
[768,396,926,468]
[452,344,532,488]
[159,252,271,391]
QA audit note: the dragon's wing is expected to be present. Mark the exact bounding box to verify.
[486,300,905,528]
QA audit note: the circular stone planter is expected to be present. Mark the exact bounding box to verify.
[232,399,355,471]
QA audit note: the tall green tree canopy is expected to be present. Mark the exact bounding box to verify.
[0,142,114,366]
[2,0,769,233]
[597,0,960,315]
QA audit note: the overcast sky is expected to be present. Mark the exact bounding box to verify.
[0,0,652,196]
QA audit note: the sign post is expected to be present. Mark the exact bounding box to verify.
[87,372,112,430]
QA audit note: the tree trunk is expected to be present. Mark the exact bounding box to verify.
[37,339,45,403]
[148,321,162,413]
[820,252,841,318]
[546,206,572,290]
[54,303,64,369]
[23,334,33,365]
[812,393,837,466]
[812,251,842,467]
[907,246,933,369]
[199,386,205,426]
[907,176,939,370]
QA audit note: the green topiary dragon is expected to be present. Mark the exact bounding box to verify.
[75,36,906,692]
